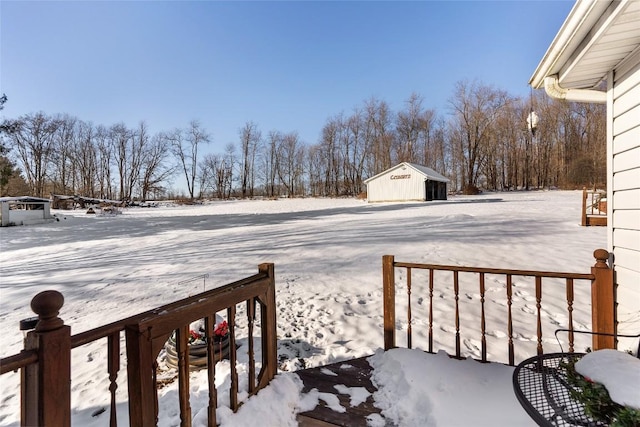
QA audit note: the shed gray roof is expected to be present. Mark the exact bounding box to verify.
[0,196,50,203]
[406,163,450,182]
[364,162,449,183]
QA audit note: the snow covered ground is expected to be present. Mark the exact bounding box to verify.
[0,190,610,426]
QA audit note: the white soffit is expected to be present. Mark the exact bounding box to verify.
[530,0,640,90]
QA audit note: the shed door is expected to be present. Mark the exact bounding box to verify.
[425,180,437,201]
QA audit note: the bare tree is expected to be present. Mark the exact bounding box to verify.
[531,93,555,189]
[239,121,261,198]
[417,109,437,168]
[276,132,304,197]
[262,131,281,198]
[395,93,424,163]
[562,101,606,188]
[94,125,114,199]
[487,100,521,191]
[317,116,342,196]
[198,154,214,198]
[223,143,236,198]
[363,97,394,176]
[306,144,323,197]
[74,120,99,197]
[200,150,232,200]
[448,80,510,194]
[171,120,209,200]
[123,121,149,199]
[9,112,60,197]
[109,123,134,201]
[345,109,368,195]
[140,131,173,200]
[51,114,77,195]
[393,93,439,168]
[430,118,450,179]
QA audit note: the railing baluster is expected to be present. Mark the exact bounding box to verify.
[176,325,192,427]
[479,273,486,362]
[407,267,412,349]
[107,332,120,427]
[247,298,256,394]
[453,271,460,358]
[152,359,159,425]
[228,306,239,411]
[536,277,543,355]
[566,278,575,352]
[581,188,588,225]
[205,315,217,427]
[428,269,434,353]
[506,275,514,366]
[256,300,268,386]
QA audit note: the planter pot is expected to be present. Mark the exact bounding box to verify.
[164,333,230,370]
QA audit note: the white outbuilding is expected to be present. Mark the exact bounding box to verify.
[364,162,449,203]
[0,196,55,227]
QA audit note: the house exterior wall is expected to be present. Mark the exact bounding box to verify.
[366,167,426,202]
[610,48,640,340]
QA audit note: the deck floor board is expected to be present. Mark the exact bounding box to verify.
[296,356,392,426]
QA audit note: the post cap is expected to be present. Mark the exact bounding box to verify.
[593,249,609,268]
[30,290,64,331]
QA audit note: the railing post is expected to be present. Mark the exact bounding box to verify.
[581,187,587,226]
[125,325,157,427]
[23,290,71,427]
[383,255,396,350]
[259,263,277,381]
[591,249,615,350]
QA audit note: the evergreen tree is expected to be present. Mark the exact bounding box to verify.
[0,94,28,196]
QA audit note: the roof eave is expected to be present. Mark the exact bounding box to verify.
[529,0,613,89]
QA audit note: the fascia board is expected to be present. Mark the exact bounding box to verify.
[529,0,612,89]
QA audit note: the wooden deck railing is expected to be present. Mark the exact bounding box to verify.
[0,263,277,427]
[581,187,607,226]
[383,249,615,365]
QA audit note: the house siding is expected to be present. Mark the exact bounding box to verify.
[611,48,640,341]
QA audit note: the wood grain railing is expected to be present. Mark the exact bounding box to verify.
[0,263,277,427]
[383,249,615,365]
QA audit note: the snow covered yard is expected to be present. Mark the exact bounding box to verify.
[0,190,607,426]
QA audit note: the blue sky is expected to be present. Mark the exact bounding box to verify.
[1,1,574,157]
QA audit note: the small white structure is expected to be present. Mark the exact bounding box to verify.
[0,196,55,227]
[530,0,640,347]
[364,162,449,203]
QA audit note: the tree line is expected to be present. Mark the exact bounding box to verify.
[0,80,606,200]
